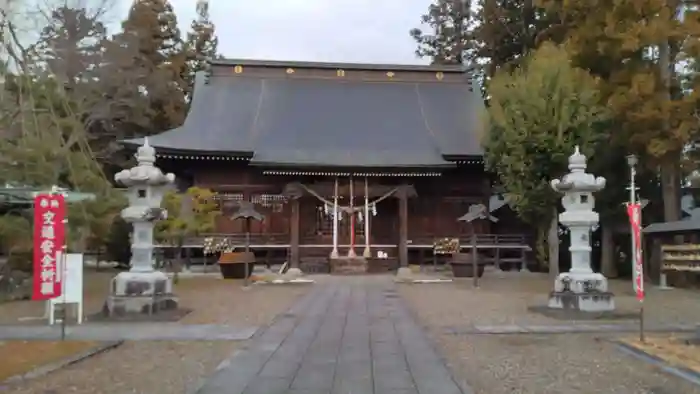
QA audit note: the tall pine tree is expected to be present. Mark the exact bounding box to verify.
[31,6,107,89]
[183,0,219,100]
[410,0,473,65]
[112,0,187,131]
[538,0,700,226]
[472,0,552,77]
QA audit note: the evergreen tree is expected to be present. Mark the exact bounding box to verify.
[31,6,107,89]
[483,43,609,270]
[472,0,552,77]
[111,0,187,131]
[410,0,473,65]
[183,0,218,100]
[538,0,700,226]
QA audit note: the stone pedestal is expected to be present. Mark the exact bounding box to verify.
[548,272,615,312]
[395,267,413,280]
[104,271,178,316]
[330,257,367,275]
[283,267,304,280]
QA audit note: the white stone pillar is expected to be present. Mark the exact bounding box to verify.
[363,177,371,258]
[348,178,357,257]
[330,177,339,258]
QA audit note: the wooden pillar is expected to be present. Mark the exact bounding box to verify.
[398,187,409,267]
[289,197,300,268]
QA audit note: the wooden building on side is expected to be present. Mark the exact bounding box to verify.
[123,59,529,272]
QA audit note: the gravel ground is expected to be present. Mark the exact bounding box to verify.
[399,275,700,394]
[436,333,700,394]
[0,270,115,324]
[2,278,312,394]
[398,272,700,328]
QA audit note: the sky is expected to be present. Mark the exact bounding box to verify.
[114,0,434,64]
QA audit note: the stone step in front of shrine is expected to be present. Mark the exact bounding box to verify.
[330,257,368,275]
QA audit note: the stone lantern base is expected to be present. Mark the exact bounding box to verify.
[103,271,178,317]
[548,272,615,312]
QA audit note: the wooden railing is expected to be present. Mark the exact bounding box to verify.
[188,233,290,247]
[180,232,529,249]
[410,233,529,248]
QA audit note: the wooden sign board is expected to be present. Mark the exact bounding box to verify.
[661,244,700,272]
[49,253,84,324]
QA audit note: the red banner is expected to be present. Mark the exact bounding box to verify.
[627,203,644,301]
[32,194,66,301]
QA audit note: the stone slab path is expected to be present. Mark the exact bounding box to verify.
[0,323,257,341]
[195,279,471,394]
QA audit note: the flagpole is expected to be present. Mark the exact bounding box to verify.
[627,154,637,285]
[627,154,644,343]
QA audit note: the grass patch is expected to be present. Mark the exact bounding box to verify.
[0,340,98,381]
[620,335,700,374]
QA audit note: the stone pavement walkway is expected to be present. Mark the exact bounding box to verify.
[195,279,470,394]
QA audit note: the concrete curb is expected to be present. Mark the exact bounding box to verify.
[0,340,123,387]
[446,324,697,335]
[615,341,700,387]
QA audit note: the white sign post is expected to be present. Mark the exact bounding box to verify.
[48,253,84,325]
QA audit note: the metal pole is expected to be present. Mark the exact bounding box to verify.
[628,155,645,343]
[629,159,637,288]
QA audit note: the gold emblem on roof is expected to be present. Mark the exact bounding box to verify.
[233,65,243,74]
[337,69,345,77]
[436,72,444,80]
[286,68,295,74]
[386,71,395,78]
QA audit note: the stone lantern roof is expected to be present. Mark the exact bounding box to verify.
[551,146,606,193]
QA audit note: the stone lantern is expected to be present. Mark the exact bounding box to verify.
[548,146,615,312]
[104,138,178,316]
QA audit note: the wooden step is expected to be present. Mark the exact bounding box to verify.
[329,257,368,275]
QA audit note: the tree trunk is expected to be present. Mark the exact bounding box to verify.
[547,209,559,280]
[659,24,681,229]
[173,241,184,284]
[185,247,192,271]
[535,225,548,270]
[661,160,681,222]
[600,222,617,278]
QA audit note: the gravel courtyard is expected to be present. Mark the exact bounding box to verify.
[3,272,700,394]
[398,272,700,394]
[1,275,312,394]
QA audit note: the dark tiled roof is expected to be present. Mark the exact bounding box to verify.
[209,58,468,73]
[643,219,700,234]
[125,73,258,155]
[124,61,484,167]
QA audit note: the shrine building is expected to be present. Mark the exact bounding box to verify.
[123,59,529,273]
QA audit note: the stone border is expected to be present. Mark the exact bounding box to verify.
[615,341,700,387]
[445,323,697,335]
[252,279,315,285]
[0,341,123,386]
